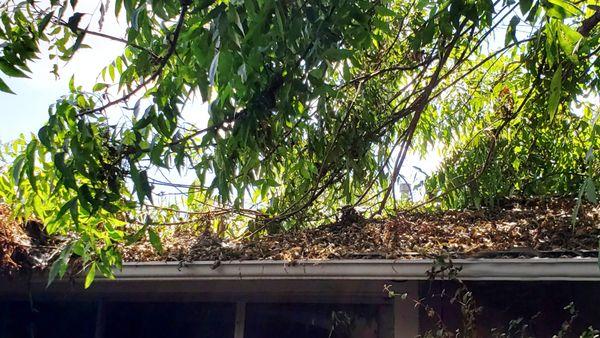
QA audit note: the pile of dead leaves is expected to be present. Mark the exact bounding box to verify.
[0,204,31,274]
[123,197,600,262]
[3,198,600,270]
[0,205,64,275]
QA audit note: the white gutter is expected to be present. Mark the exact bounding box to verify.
[108,258,600,282]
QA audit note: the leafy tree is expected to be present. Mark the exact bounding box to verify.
[0,0,598,283]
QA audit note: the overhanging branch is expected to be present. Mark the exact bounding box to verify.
[77,3,190,117]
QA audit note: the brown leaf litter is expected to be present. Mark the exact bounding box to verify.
[123,197,600,263]
[0,205,65,275]
[0,204,30,274]
[2,198,599,274]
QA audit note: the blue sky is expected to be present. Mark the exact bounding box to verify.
[1,65,66,142]
[0,1,125,143]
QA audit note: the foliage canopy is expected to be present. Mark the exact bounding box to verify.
[0,0,599,283]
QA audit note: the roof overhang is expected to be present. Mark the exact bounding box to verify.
[2,258,599,302]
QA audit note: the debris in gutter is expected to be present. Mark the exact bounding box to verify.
[0,205,66,275]
[1,198,599,275]
[123,197,600,263]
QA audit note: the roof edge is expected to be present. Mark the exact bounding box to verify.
[106,258,600,281]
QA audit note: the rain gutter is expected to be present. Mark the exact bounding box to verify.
[109,258,600,282]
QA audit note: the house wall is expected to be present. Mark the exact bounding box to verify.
[0,278,418,338]
[4,276,600,337]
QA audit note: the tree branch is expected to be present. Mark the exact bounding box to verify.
[77,4,189,117]
[55,20,159,59]
[377,21,468,213]
[578,6,600,37]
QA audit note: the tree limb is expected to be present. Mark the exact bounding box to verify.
[578,6,600,37]
[77,4,190,117]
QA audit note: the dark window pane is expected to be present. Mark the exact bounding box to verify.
[0,301,97,338]
[245,303,392,338]
[104,302,235,338]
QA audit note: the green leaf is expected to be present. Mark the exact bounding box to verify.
[526,2,541,22]
[131,7,143,32]
[66,12,84,33]
[139,170,153,202]
[38,12,54,33]
[585,179,597,203]
[0,59,29,78]
[147,228,163,253]
[0,77,15,94]
[375,6,397,17]
[69,197,79,228]
[25,140,37,191]
[108,63,115,81]
[546,0,582,16]
[505,16,520,46]
[53,197,77,225]
[68,75,76,92]
[92,82,109,91]
[557,23,583,63]
[38,126,52,147]
[115,0,123,16]
[11,154,25,185]
[47,258,64,287]
[72,241,85,257]
[548,65,562,120]
[519,0,533,14]
[54,152,77,190]
[134,106,155,129]
[84,263,96,289]
[78,184,94,213]
[129,159,152,203]
[105,223,124,241]
[126,224,147,245]
[47,244,72,287]
[323,48,353,62]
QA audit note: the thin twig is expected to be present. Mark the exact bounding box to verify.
[77,4,189,117]
[378,26,464,213]
[55,21,159,58]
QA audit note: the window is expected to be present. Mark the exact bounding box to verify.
[1,299,393,338]
[0,301,97,338]
[104,302,235,338]
[244,303,393,338]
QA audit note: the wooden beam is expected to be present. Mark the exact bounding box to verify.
[234,301,246,338]
[394,282,419,338]
[94,300,105,338]
[378,304,395,338]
